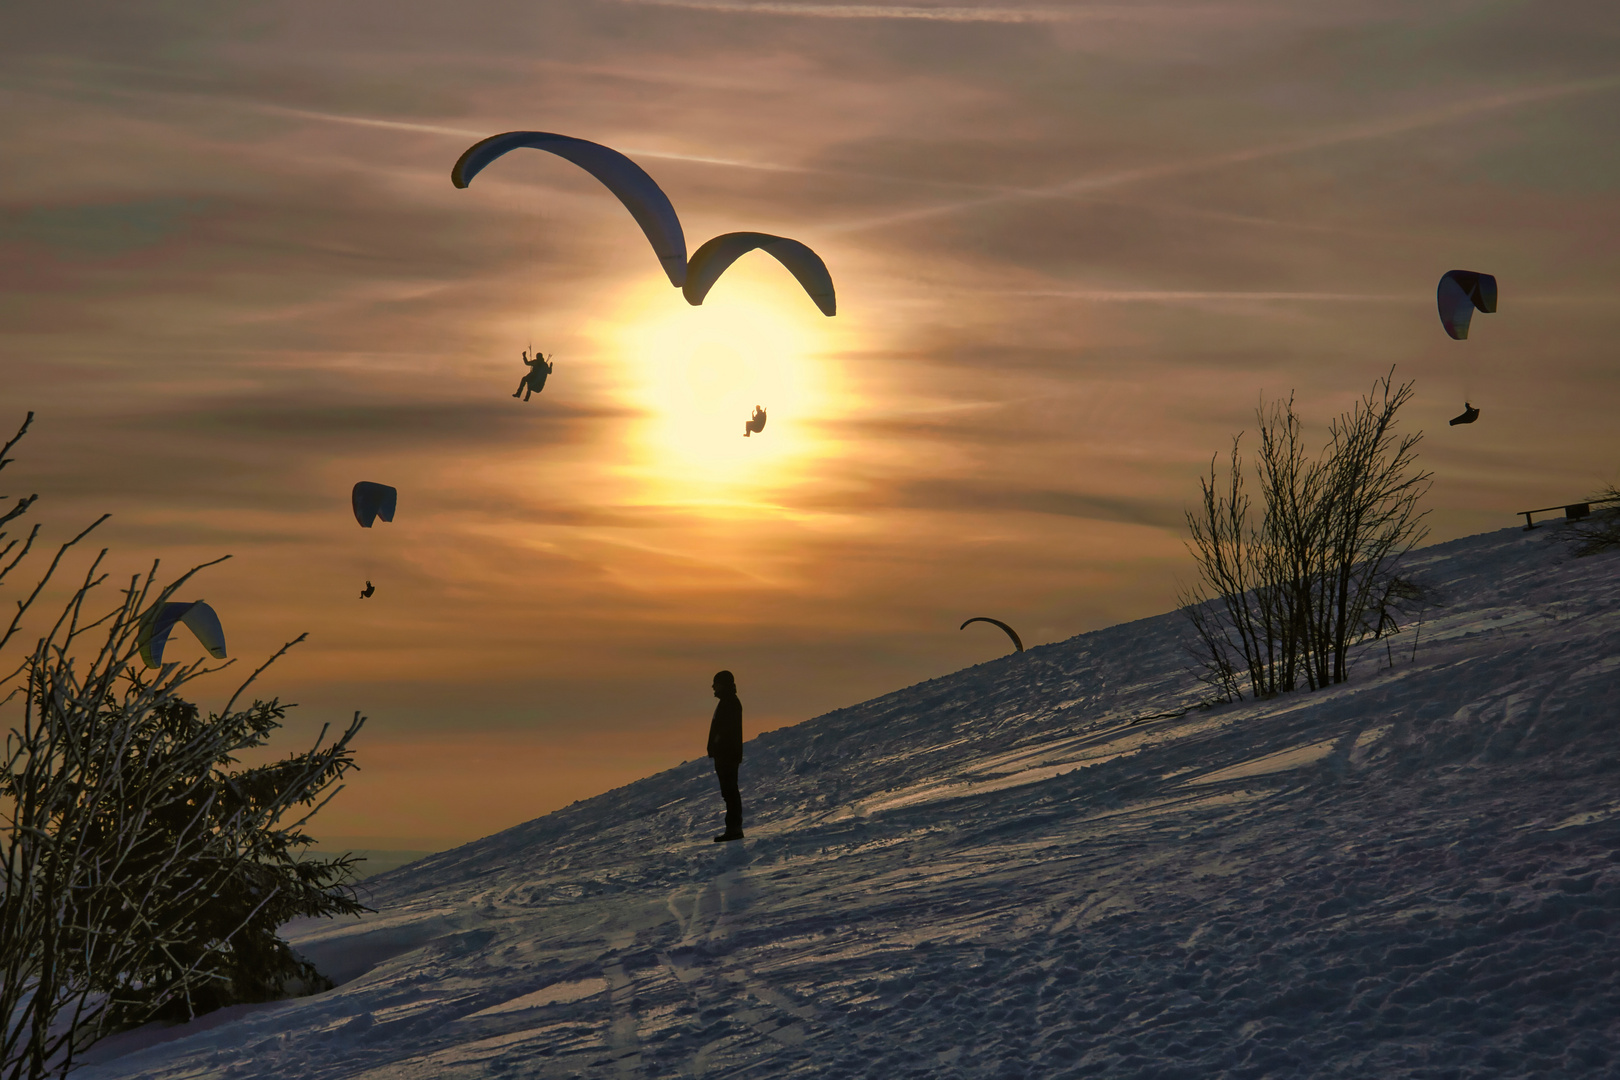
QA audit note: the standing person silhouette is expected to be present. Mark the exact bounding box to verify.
[706,670,744,842]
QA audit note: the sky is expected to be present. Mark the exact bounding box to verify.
[2,0,1616,851]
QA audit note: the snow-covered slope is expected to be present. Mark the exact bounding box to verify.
[80,524,1620,1079]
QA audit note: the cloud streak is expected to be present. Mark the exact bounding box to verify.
[70,90,1023,199]
[822,76,1620,233]
[996,290,1409,303]
[607,0,1200,21]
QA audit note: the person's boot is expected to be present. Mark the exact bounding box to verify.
[712,831,743,843]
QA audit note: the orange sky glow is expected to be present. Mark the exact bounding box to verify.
[2,0,1617,850]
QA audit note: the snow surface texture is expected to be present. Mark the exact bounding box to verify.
[78,524,1620,1079]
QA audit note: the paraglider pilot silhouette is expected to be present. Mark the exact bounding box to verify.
[744,406,767,437]
[359,581,375,599]
[1449,402,1480,426]
[514,350,553,401]
[706,670,745,842]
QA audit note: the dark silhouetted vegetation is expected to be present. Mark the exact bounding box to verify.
[0,413,367,1080]
[1559,484,1620,555]
[1180,372,1432,700]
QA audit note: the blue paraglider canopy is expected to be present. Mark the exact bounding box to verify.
[352,482,398,528]
[1437,270,1497,340]
[138,600,227,669]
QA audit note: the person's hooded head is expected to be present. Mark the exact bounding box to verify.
[712,670,737,698]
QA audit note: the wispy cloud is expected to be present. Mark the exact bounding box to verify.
[173,99,1038,193]
[254,104,815,174]
[250,103,484,140]
[1000,290,1408,303]
[823,77,1620,233]
[606,0,1217,22]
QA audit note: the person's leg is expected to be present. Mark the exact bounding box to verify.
[514,377,526,398]
[715,758,742,837]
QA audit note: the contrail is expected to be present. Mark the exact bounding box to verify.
[248,104,805,172]
[241,102,1032,192]
[974,289,1620,307]
[822,76,1620,233]
[1001,290,1408,303]
[249,103,485,139]
[607,0,1199,21]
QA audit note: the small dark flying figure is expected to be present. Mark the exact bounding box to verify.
[360,580,375,599]
[744,405,767,437]
[1449,403,1480,427]
[514,350,554,401]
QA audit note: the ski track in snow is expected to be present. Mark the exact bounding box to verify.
[76,525,1620,1079]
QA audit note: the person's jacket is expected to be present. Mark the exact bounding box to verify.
[707,694,743,761]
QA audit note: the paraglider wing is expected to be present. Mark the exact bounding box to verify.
[451,132,687,287]
[352,482,398,529]
[1437,274,1475,340]
[684,232,836,316]
[179,602,227,659]
[1437,270,1498,340]
[959,616,1024,653]
[138,601,227,668]
[138,602,190,668]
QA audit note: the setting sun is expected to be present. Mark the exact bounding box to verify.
[598,265,848,509]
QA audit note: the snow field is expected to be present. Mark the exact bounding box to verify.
[77,523,1620,1079]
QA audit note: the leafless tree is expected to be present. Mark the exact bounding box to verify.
[0,414,366,1080]
[1180,371,1431,699]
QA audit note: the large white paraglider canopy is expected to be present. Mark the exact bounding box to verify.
[452,131,688,288]
[684,232,836,316]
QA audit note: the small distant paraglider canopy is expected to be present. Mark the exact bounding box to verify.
[139,601,227,669]
[960,616,1024,653]
[451,132,687,287]
[1437,270,1497,340]
[684,232,836,316]
[1449,402,1480,426]
[352,482,398,528]
[744,405,767,437]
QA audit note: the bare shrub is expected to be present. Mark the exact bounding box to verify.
[1180,371,1432,700]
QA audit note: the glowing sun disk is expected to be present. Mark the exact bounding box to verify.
[599,269,844,508]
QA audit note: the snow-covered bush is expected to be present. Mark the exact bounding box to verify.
[0,414,367,1080]
[1180,371,1432,700]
